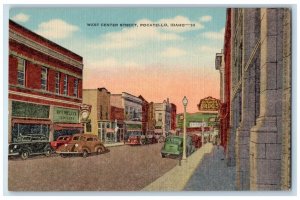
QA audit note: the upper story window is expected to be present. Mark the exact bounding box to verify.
[17,57,25,86]
[55,72,60,94]
[63,75,68,96]
[73,78,78,97]
[41,67,48,90]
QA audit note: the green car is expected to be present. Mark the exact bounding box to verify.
[161,135,195,158]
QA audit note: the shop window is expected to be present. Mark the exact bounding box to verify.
[17,57,26,86]
[41,67,48,90]
[55,72,60,94]
[12,124,49,142]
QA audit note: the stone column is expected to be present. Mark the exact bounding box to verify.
[250,8,283,190]
[281,8,291,190]
[235,8,259,190]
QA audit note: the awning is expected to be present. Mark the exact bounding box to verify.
[127,129,142,132]
[54,123,83,130]
[12,118,52,125]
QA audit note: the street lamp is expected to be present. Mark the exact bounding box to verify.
[182,96,188,160]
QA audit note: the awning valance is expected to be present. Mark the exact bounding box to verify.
[54,123,83,130]
[12,118,52,125]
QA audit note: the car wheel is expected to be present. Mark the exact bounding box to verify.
[60,154,67,158]
[45,149,51,157]
[20,151,29,160]
[82,150,89,158]
[96,147,104,155]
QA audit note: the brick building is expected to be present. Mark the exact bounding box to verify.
[217,8,291,190]
[170,103,177,131]
[9,20,83,142]
[138,95,149,135]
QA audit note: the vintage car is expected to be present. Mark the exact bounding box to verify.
[145,134,157,144]
[8,134,52,160]
[50,135,72,150]
[56,134,108,158]
[154,132,165,143]
[126,131,146,145]
[161,135,195,158]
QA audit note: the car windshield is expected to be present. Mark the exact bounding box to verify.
[165,137,182,144]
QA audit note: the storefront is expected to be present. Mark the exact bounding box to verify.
[10,101,51,142]
[52,107,83,140]
[125,122,142,140]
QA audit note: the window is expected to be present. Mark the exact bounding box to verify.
[73,79,78,97]
[41,67,48,90]
[63,75,68,95]
[55,72,60,94]
[17,57,25,86]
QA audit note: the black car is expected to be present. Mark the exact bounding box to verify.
[9,134,53,160]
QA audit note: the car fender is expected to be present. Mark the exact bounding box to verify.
[81,146,91,153]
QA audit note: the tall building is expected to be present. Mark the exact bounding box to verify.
[9,20,83,142]
[153,99,171,137]
[216,8,291,190]
[82,88,113,143]
[138,95,149,135]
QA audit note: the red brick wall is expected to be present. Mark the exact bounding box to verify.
[171,103,177,130]
[48,69,56,93]
[9,55,18,85]
[68,76,74,96]
[26,62,41,90]
[110,106,125,121]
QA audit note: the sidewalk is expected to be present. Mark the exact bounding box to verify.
[184,145,236,191]
[104,142,124,147]
[141,143,214,191]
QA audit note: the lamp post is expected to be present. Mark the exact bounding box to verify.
[182,96,188,160]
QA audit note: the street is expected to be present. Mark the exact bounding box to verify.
[8,143,178,191]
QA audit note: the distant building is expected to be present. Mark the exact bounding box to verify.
[83,88,113,143]
[170,103,177,131]
[8,20,83,142]
[110,92,142,140]
[138,95,149,135]
[147,102,156,134]
[154,99,171,137]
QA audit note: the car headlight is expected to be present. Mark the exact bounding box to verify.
[13,145,18,149]
[75,144,78,147]
[64,144,68,147]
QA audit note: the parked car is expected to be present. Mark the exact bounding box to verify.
[56,134,108,158]
[8,134,52,160]
[145,134,157,144]
[161,135,195,158]
[126,132,146,145]
[50,135,72,150]
[154,132,165,143]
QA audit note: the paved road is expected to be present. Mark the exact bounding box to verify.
[184,146,236,191]
[8,143,178,191]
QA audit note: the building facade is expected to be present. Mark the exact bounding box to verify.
[153,99,171,137]
[9,20,83,143]
[83,88,113,143]
[170,103,177,131]
[138,95,149,135]
[110,92,142,140]
[218,8,291,190]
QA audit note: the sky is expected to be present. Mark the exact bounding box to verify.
[9,7,226,113]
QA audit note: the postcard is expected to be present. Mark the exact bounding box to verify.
[6,6,292,192]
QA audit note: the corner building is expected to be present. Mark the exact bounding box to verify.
[9,20,83,142]
[217,8,291,190]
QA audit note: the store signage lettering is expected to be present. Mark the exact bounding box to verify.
[198,96,220,111]
[53,107,79,123]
